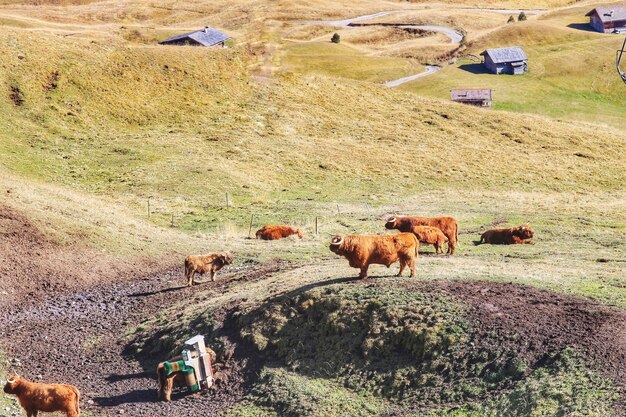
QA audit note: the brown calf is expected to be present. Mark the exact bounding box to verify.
[385,215,459,255]
[184,252,233,286]
[409,226,449,255]
[3,376,80,417]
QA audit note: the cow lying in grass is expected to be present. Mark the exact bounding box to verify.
[184,252,233,286]
[329,233,419,279]
[385,215,459,255]
[409,226,449,255]
[3,375,80,417]
[255,225,303,240]
[475,224,534,245]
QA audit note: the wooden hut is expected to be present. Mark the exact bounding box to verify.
[160,26,230,47]
[450,89,493,108]
[585,6,626,33]
[480,47,528,75]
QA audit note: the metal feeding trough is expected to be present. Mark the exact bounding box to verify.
[162,335,214,393]
[618,37,626,84]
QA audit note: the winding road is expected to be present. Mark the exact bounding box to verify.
[298,8,545,87]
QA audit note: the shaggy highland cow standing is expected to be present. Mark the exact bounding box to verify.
[3,376,80,417]
[184,252,233,286]
[409,225,449,255]
[329,233,419,279]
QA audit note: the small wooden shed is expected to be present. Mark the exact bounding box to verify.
[585,6,626,33]
[450,89,493,108]
[480,47,528,75]
[160,26,230,47]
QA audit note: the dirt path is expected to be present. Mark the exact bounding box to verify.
[0,261,286,417]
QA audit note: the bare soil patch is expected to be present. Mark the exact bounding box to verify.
[405,279,626,413]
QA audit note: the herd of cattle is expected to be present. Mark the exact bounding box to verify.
[184,216,534,283]
[2,216,534,415]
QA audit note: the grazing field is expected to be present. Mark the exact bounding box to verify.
[0,0,625,416]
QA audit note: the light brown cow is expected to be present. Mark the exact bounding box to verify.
[255,225,303,240]
[329,233,419,279]
[184,252,233,286]
[385,215,459,255]
[409,226,449,255]
[3,376,80,417]
[476,224,534,245]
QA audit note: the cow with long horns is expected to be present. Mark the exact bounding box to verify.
[3,375,80,417]
[329,233,419,279]
[385,215,459,255]
[475,224,534,245]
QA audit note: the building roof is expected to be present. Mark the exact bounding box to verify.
[450,89,493,101]
[585,6,626,23]
[480,46,527,63]
[160,27,230,46]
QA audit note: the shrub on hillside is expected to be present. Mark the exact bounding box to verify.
[331,33,340,43]
[507,16,515,23]
[518,12,527,21]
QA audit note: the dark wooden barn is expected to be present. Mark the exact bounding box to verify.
[480,46,528,75]
[585,6,626,33]
[160,26,230,47]
[450,89,493,108]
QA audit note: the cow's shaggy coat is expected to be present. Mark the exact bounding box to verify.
[184,252,233,286]
[3,376,80,417]
[386,216,459,255]
[255,225,303,240]
[409,225,449,254]
[329,233,419,279]
[476,224,534,245]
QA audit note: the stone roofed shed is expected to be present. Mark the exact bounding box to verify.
[480,46,528,75]
[585,6,626,33]
[450,89,493,108]
[160,26,230,47]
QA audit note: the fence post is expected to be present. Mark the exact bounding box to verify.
[315,216,319,235]
[171,213,174,227]
[248,214,255,239]
[147,196,153,218]
[225,192,230,208]
[336,203,341,216]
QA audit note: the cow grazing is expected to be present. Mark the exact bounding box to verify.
[157,349,217,402]
[184,252,233,286]
[3,376,80,417]
[409,226,449,255]
[385,215,459,255]
[255,225,303,241]
[476,224,534,245]
[329,233,419,279]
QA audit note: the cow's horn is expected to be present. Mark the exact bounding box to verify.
[387,216,396,222]
[330,235,343,245]
[7,378,15,383]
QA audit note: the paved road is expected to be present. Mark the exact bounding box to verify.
[302,11,464,44]
[384,65,441,87]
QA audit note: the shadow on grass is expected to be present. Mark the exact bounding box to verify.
[566,23,596,32]
[458,63,490,74]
